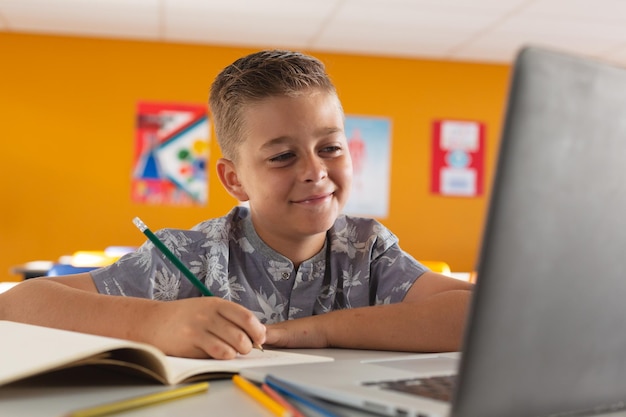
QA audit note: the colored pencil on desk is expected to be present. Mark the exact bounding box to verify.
[233,375,293,417]
[132,217,263,351]
[266,374,346,417]
[262,382,308,417]
[64,382,209,417]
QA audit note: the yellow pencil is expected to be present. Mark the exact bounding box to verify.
[65,382,209,417]
[233,375,293,417]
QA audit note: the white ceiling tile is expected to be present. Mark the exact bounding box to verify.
[501,14,626,42]
[344,0,531,13]
[525,0,626,23]
[0,0,160,39]
[452,7,626,62]
[164,0,340,14]
[164,0,338,48]
[313,0,509,57]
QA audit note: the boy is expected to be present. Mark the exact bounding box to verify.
[0,50,473,360]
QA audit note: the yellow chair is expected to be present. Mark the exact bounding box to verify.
[419,260,452,275]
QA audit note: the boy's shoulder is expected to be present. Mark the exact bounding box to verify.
[190,206,249,235]
[332,214,396,245]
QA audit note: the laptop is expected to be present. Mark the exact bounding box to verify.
[243,46,626,417]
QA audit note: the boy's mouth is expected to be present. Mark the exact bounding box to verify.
[291,192,334,204]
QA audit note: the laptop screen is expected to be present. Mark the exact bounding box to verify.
[453,46,626,417]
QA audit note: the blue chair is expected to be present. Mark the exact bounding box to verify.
[46,264,98,277]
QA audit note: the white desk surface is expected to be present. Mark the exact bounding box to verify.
[0,281,19,294]
[2,347,626,417]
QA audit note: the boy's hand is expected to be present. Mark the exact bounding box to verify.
[141,297,266,359]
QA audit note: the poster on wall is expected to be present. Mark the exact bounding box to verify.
[342,115,392,218]
[430,119,485,197]
[132,102,210,206]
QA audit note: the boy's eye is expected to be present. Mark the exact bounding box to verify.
[269,152,295,163]
[321,145,342,155]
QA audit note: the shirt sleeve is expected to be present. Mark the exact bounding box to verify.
[328,215,428,307]
[369,237,428,304]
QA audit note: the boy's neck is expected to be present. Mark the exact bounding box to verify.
[257,229,327,268]
[283,236,327,269]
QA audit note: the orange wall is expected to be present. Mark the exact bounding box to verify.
[0,32,511,280]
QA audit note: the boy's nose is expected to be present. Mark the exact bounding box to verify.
[301,155,328,183]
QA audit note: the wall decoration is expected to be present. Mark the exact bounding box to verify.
[430,119,485,197]
[132,102,210,206]
[343,116,392,218]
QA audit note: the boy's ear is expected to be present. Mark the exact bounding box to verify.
[216,158,250,202]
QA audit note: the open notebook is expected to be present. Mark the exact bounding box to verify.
[0,320,332,386]
[243,45,626,417]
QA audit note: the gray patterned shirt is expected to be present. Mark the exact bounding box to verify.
[91,206,427,324]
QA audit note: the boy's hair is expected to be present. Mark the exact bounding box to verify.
[209,50,338,161]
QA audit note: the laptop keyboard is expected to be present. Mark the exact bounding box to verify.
[362,375,456,402]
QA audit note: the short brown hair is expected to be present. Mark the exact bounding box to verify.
[209,50,338,161]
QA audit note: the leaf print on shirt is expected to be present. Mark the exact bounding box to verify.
[293,259,325,290]
[375,294,393,305]
[199,219,230,256]
[394,280,413,295]
[198,217,230,240]
[288,306,303,318]
[253,288,287,324]
[377,254,398,267]
[342,265,363,308]
[152,269,180,301]
[219,275,246,302]
[203,254,226,289]
[158,230,192,256]
[332,223,366,259]
[316,284,337,314]
[124,246,155,274]
[202,239,228,257]
[188,258,209,284]
[237,236,255,254]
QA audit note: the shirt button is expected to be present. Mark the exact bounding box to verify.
[281,272,290,280]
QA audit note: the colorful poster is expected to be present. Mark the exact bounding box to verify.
[430,119,485,197]
[343,116,392,218]
[132,102,210,206]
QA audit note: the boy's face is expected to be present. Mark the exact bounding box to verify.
[220,90,352,248]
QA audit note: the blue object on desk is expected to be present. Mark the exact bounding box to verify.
[266,374,346,417]
[46,264,98,277]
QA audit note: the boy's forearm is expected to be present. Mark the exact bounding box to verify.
[0,278,157,342]
[0,278,267,359]
[266,289,472,352]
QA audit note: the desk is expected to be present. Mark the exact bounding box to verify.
[2,348,626,417]
[0,281,19,294]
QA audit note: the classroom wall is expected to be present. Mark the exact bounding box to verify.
[0,32,511,280]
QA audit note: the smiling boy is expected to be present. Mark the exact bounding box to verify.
[0,50,472,359]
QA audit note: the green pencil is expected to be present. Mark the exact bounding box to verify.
[133,217,213,296]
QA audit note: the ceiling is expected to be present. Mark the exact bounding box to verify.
[2,0,626,66]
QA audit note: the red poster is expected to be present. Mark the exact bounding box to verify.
[430,120,485,197]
